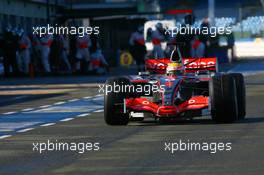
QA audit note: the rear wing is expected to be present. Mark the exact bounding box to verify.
[145,58,171,74]
[145,57,218,74]
[183,57,218,73]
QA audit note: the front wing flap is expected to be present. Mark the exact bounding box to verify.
[125,96,209,117]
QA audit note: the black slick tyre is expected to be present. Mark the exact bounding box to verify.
[104,77,130,125]
[210,74,238,123]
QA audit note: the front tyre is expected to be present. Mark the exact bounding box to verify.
[104,77,130,125]
[210,74,238,123]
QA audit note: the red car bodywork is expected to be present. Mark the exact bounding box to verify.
[126,96,208,117]
[125,57,217,118]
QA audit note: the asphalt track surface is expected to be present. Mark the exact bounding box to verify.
[0,62,264,175]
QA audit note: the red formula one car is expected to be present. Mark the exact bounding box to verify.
[104,49,246,125]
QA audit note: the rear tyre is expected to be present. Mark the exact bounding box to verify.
[104,77,130,125]
[230,73,246,119]
[210,74,238,123]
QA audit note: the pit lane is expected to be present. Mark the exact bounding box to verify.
[0,62,263,175]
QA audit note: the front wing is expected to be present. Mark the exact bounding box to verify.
[125,95,209,117]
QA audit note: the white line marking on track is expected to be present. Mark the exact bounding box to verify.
[2,111,16,115]
[68,99,79,102]
[0,135,12,139]
[60,118,74,122]
[39,105,52,108]
[40,123,56,127]
[17,128,34,133]
[21,108,34,112]
[54,101,66,105]
[83,96,91,99]
[94,109,104,113]
[77,113,91,117]
[95,94,103,97]
[0,129,14,132]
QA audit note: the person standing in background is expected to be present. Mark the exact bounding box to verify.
[89,33,108,74]
[2,25,20,77]
[191,35,205,58]
[151,23,165,58]
[30,33,41,72]
[40,33,53,73]
[49,34,61,72]
[129,26,147,72]
[69,33,77,72]
[227,32,235,62]
[18,29,31,74]
[175,14,195,58]
[200,17,210,57]
[59,34,71,72]
[75,33,90,74]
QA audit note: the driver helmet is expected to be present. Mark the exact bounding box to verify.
[166,62,182,75]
